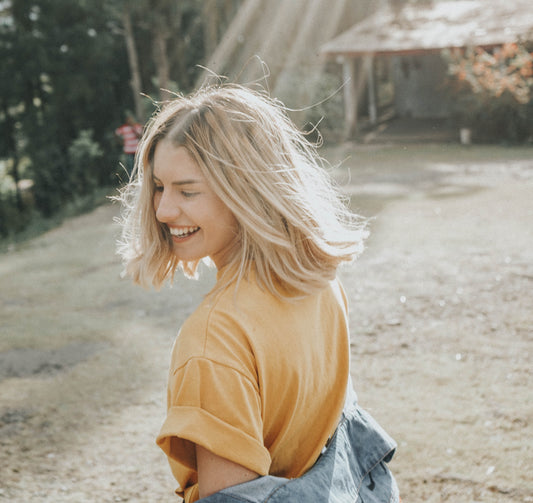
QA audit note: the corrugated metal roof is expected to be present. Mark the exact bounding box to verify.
[321,0,533,57]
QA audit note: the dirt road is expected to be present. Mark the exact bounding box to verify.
[1,144,532,502]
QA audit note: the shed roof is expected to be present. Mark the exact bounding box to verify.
[321,0,533,57]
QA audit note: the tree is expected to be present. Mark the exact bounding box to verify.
[0,0,132,217]
[0,0,245,235]
[444,43,533,142]
[120,2,144,120]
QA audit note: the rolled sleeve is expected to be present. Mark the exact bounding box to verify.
[156,357,271,491]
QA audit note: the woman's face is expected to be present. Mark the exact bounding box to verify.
[152,141,240,269]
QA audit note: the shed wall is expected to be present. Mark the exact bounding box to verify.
[392,53,452,118]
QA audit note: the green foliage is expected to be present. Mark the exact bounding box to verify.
[0,0,243,241]
[0,186,111,248]
[464,91,532,144]
[131,0,208,95]
[444,43,533,143]
[28,140,70,216]
[1,0,131,220]
[0,188,28,237]
[0,165,33,237]
[304,69,346,143]
[67,129,103,195]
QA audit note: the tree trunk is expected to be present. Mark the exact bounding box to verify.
[152,15,171,101]
[203,0,219,59]
[389,0,409,20]
[11,152,23,212]
[1,101,24,211]
[196,0,263,87]
[121,5,144,120]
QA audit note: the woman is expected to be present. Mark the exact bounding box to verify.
[117,84,399,502]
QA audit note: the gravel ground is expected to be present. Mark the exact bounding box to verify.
[1,143,532,502]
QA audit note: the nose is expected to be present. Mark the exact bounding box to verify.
[155,191,181,223]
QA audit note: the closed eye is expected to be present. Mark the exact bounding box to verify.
[182,191,199,198]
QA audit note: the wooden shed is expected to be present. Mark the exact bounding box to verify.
[321,0,533,138]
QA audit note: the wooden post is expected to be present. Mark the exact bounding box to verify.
[365,54,377,125]
[342,57,358,139]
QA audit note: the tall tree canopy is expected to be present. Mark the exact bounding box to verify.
[0,0,379,237]
[0,0,237,229]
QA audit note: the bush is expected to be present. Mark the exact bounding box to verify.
[470,91,532,143]
[0,189,33,238]
[29,141,70,217]
[28,129,104,217]
[67,129,104,195]
[444,43,533,143]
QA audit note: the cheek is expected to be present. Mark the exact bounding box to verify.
[221,208,240,235]
[212,200,235,227]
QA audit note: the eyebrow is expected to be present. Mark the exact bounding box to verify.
[152,175,202,186]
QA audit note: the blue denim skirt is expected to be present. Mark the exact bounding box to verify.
[201,389,399,503]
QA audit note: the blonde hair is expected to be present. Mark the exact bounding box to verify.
[117,84,366,297]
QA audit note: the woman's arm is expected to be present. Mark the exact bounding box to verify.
[196,444,259,499]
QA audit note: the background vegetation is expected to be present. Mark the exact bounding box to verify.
[444,42,533,143]
[1,0,532,242]
[0,0,242,240]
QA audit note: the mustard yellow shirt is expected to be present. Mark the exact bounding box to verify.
[156,270,350,502]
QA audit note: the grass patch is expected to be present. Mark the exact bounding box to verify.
[0,187,114,253]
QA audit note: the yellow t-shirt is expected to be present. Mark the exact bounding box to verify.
[156,270,350,502]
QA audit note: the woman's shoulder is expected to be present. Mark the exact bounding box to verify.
[207,272,346,318]
[169,279,263,373]
[172,273,345,366]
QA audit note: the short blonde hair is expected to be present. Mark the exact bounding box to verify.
[117,84,366,297]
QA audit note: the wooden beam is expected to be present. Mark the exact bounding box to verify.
[365,55,377,125]
[342,58,358,139]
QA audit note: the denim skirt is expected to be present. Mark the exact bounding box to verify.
[200,389,399,503]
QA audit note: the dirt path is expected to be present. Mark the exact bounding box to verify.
[1,144,532,502]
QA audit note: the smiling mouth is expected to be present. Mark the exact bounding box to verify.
[169,226,200,238]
